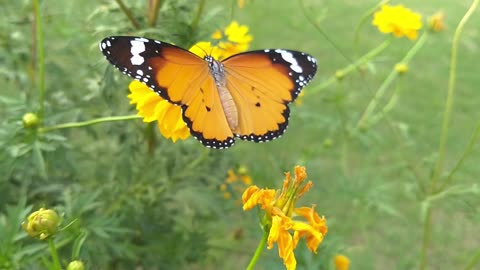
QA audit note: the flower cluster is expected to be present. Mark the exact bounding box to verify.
[128,21,252,142]
[373,4,422,40]
[220,165,253,201]
[242,166,328,270]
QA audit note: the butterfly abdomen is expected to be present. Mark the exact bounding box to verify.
[206,56,239,131]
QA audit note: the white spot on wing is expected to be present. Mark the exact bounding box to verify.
[275,49,303,73]
[130,40,146,65]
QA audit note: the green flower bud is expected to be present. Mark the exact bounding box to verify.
[22,208,60,240]
[67,260,85,270]
[335,70,345,81]
[22,112,40,129]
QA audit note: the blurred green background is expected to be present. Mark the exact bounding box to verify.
[1,0,479,269]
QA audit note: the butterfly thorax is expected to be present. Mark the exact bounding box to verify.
[205,56,239,131]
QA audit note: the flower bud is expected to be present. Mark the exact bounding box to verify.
[428,11,446,32]
[394,63,409,74]
[22,208,60,240]
[335,70,345,81]
[334,254,350,270]
[67,260,85,270]
[22,113,39,129]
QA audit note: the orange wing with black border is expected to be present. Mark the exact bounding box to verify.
[222,49,317,142]
[100,36,235,148]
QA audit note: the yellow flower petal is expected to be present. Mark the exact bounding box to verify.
[127,81,190,142]
[373,4,423,40]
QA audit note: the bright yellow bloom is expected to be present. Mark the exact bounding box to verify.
[334,254,350,270]
[373,4,423,40]
[428,11,446,32]
[128,81,190,142]
[242,166,328,270]
[188,41,223,60]
[22,208,61,240]
[211,21,253,59]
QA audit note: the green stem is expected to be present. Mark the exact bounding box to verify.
[33,0,45,119]
[191,0,206,32]
[353,0,391,56]
[308,38,391,95]
[114,0,141,30]
[299,0,353,63]
[431,0,479,188]
[439,120,480,190]
[147,0,162,27]
[463,249,480,270]
[39,115,142,133]
[48,239,62,270]
[418,207,432,270]
[356,32,428,129]
[246,230,269,270]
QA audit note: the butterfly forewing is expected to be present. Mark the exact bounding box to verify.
[222,49,317,142]
[100,36,235,148]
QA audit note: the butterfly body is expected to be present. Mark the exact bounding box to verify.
[100,36,317,149]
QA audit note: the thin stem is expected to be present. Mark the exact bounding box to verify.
[147,0,162,27]
[356,32,428,129]
[308,38,391,95]
[114,0,141,30]
[439,120,480,190]
[39,115,142,133]
[431,0,479,188]
[191,0,206,32]
[353,0,390,56]
[33,0,45,119]
[245,230,268,270]
[418,207,432,270]
[463,249,480,270]
[299,0,353,63]
[48,239,62,270]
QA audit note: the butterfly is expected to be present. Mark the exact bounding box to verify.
[100,36,317,149]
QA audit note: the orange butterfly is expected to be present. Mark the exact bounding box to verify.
[100,36,317,149]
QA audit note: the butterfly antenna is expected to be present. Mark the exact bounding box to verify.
[194,43,210,58]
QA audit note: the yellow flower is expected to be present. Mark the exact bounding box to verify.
[238,0,245,8]
[242,166,328,270]
[222,166,253,203]
[188,41,223,60]
[22,208,61,240]
[428,11,446,32]
[373,4,423,40]
[334,254,350,270]
[211,21,253,59]
[128,81,190,142]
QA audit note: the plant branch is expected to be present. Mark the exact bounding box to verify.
[39,115,142,133]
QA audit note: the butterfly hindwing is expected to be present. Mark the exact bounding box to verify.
[222,49,317,142]
[100,36,235,148]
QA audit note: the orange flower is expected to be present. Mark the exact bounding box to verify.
[242,166,328,270]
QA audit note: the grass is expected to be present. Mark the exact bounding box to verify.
[0,0,479,269]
